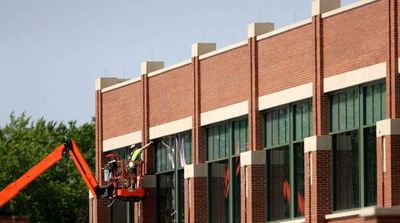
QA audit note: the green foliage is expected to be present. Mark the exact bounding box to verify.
[0,113,95,223]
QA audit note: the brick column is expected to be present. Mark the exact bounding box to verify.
[139,62,164,223]
[184,164,208,223]
[304,136,332,223]
[247,22,273,152]
[303,0,340,221]
[376,119,400,207]
[93,78,125,223]
[240,150,265,223]
[185,43,216,223]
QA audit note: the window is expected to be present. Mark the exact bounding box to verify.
[330,82,385,211]
[155,131,192,223]
[207,118,247,223]
[265,100,311,221]
[105,146,136,223]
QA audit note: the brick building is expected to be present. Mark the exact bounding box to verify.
[90,0,400,222]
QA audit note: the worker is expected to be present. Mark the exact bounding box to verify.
[128,141,153,170]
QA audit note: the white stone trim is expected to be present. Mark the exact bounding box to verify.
[96,77,129,92]
[101,76,141,93]
[201,101,248,126]
[184,164,207,179]
[149,116,192,139]
[88,190,94,199]
[322,0,378,19]
[148,59,192,77]
[103,130,142,152]
[240,150,266,167]
[142,175,156,188]
[256,18,312,41]
[304,135,332,153]
[324,62,386,93]
[199,40,248,60]
[360,206,400,217]
[277,219,305,223]
[325,209,362,220]
[376,119,400,137]
[259,83,312,111]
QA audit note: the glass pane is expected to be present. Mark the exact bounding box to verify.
[156,142,161,172]
[364,127,377,206]
[207,128,214,161]
[214,127,220,160]
[331,94,339,132]
[333,130,360,211]
[240,119,247,152]
[209,160,229,223]
[294,104,302,140]
[233,157,241,223]
[158,173,175,223]
[302,102,311,139]
[272,110,279,146]
[110,200,129,223]
[373,84,381,123]
[184,133,192,165]
[365,86,373,125]
[265,112,273,148]
[234,120,240,154]
[178,170,185,222]
[339,93,347,131]
[267,147,290,221]
[346,90,355,129]
[381,83,386,119]
[294,143,305,217]
[220,125,227,158]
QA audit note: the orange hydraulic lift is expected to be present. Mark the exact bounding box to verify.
[0,140,145,208]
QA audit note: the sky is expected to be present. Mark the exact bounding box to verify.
[0,0,357,127]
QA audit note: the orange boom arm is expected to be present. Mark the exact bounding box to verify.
[0,140,101,208]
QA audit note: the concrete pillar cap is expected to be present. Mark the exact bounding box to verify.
[140,61,164,75]
[191,43,216,57]
[312,0,341,16]
[247,22,274,38]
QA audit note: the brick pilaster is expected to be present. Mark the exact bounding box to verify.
[141,74,151,175]
[387,0,400,119]
[141,175,156,223]
[248,37,264,151]
[184,164,208,223]
[192,56,206,164]
[240,151,265,223]
[376,119,400,207]
[304,136,332,223]
[93,89,110,223]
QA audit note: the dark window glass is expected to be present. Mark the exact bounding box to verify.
[110,200,132,223]
[178,170,184,222]
[364,127,377,206]
[157,173,175,223]
[209,160,229,223]
[333,130,360,211]
[233,157,241,223]
[267,147,290,221]
[294,143,305,217]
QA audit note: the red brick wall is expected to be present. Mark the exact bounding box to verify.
[185,177,208,223]
[323,0,388,77]
[102,82,142,140]
[200,46,250,112]
[148,64,193,127]
[258,24,314,96]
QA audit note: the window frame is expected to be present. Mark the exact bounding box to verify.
[206,116,247,223]
[264,99,311,222]
[329,81,385,212]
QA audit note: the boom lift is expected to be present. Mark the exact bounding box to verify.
[0,139,145,208]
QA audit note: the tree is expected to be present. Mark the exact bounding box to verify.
[0,113,95,223]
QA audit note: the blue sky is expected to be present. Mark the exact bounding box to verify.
[0,0,356,126]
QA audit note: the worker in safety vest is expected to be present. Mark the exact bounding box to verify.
[128,141,152,169]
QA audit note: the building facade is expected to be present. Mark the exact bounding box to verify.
[91,0,400,222]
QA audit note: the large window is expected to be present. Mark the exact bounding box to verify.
[264,100,311,221]
[330,82,385,211]
[105,146,135,223]
[207,118,247,223]
[155,131,192,223]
